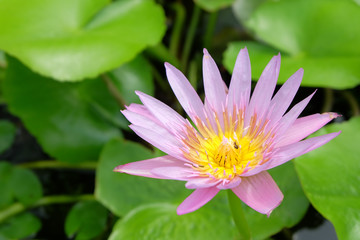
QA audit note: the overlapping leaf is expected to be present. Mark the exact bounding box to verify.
[0,213,41,239]
[194,0,234,11]
[0,162,42,208]
[223,41,360,89]
[0,0,165,81]
[295,118,360,240]
[0,120,16,154]
[3,57,122,162]
[95,138,190,216]
[65,200,108,240]
[228,0,360,89]
[109,199,236,240]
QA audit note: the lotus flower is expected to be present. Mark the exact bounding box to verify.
[115,48,340,216]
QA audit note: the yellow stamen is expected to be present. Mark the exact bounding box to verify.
[182,109,272,180]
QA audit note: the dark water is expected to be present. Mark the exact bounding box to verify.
[294,220,337,240]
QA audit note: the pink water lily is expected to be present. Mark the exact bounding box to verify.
[115,48,340,216]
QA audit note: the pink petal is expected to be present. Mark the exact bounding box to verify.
[216,177,242,189]
[274,91,316,137]
[202,49,227,119]
[122,110,167,135]
[203,97,219,133]
[177,187,220,215]
[135,91,186,134]
[240,161,272,177]
[129,125,186,161]
[165,62,206,121]
[227,47,251,111]
[232,171,283,216]
[268,131,341,170]
[276,112,340,147]
[114,155,185,179]
[245,54,280,126]
[151,167,194,181]
[268,68,303,127]
[185,177,221,189]
[125,103,160,124]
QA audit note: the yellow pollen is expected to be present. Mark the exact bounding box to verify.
[181,109,272,180]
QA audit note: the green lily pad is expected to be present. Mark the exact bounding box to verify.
[223,41,360,89]
[295,117,360,240]
[10,167,43,206]
[245,0,360,56]
[194,0,234,12]
[0,212,41,239]
[109,194,237,240]
[243,162,309,240]
[0,0,165,81]
[229,0,360,89]
[3,56,122,162]
[0,162,13,209]
[108,55,153,106]
[95,138,190,216]
[232,0,267,22]
[65,200,108,240]
[0,120,16,155]
[0,162,42,208]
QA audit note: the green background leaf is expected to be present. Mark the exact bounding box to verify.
[0,213,41,239]
[194,0,234,12]
[0,162,42,208]
[10,167,43,206]
[223,41,360,89]
[295,117,360,240]
[0,120,16,154]
[95,138,190,216]
[228,0,360,89]
[0,0,166,81]
[65,200,108,240]
[244,0,360,56]
[0,162,13,209]
[232,0,267,22]
[109,195,237,240]
[3,57,122,162]
[109,55,154,106]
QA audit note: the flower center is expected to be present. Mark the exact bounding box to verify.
[200,135,263,180]
[181,110,272,180]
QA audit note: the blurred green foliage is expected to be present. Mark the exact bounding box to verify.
[0,0,358,239]
[65,200,108,240]
[295,117,360,240]
[0,0,165,81]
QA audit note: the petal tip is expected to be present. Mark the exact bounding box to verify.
[203,48,209,55]
[164,62,172,69]
[176,207,187,215]
[134,90,143,96]
[113,165,125,172]
[326,112,341,120]
[266,193,284,217]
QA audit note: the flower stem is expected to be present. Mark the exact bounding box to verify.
[18,160,97,170]
[151,64,170,92]
[169,2,186,57]
[0,194,95,223]
[341,90,360,117]
[321,88,334,113]
[101,73,126,107]
[227,190,252,240]
[203,11,218,49]
[145,43,180,68]
[181,5,201,72]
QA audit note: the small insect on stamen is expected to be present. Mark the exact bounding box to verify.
[234,142,239,149]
